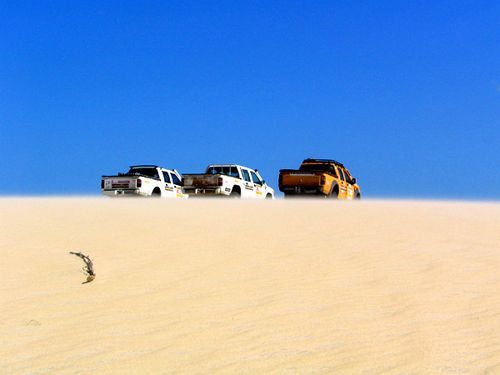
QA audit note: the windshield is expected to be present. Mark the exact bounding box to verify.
[127,167,160,179]
[206,166,239,178]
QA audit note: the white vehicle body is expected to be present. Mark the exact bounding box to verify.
[182,164,275,199]
[101,165,187,198]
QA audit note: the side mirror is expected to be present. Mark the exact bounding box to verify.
[261,180,266,185]
[351,178,357,185]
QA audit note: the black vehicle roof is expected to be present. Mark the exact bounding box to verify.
[129,165,159,168]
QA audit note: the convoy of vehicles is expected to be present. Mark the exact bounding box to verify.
[279,158,361,199]
[101,158,360,200]
[182,164,275,199]
[101,165,187,198]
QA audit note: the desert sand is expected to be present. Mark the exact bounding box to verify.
[0,198,499,374]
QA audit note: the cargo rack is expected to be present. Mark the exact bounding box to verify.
[102,165,163,180]
[302,158,345,168]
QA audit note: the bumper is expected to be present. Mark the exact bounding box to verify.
[101,189,143,197]
[281,186,326,195]
[184,187,230,196]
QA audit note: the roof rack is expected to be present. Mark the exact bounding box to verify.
[302,158,345,168]
[129,165,159,168]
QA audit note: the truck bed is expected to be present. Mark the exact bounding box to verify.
[280,170,323,186]
[279,170,326,195]
[182,174,223,188]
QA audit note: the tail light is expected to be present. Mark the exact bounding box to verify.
[218,177,223,186]
[101,180,104,189]
[137,178,142,188]
[320,175,326,185]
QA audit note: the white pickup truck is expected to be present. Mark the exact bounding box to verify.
[182,164,275,199]
[101,165,187,198]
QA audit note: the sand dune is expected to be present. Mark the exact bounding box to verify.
[0,198,499,374]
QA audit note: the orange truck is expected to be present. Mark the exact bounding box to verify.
[278,158,361,199]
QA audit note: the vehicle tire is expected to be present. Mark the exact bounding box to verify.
[151,188,162,197]
[230,186,241,198]
[330,184,339,199]
[355,191,361,200]
[266,193,273,199]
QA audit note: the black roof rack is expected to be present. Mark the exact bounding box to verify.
[129,165,159,168]
[302,158,345,168]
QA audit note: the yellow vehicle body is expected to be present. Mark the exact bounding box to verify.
[279,158,361,199]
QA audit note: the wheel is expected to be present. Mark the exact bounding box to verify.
[330,184,339,199]
[151,188,161,197]
[266,193,273,199]
[355,191,361,200]
[230,186,241,198]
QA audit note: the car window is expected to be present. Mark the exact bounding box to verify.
[207,166,224,175]
[207,166,238,177]
[299,163,339,178]
[170,172,181,185]
[241,169,251,182]
[338,168,345,181]
[343,170,353,184]
[250,171,262,185]
[299,163,329,172]
[162,171,172,183]
[329,165,338,177]
[128,167,159,179]
[229,167,239,178]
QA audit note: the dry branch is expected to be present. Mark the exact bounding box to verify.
[69,251,96,283]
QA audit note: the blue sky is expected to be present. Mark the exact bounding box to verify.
[1,1,498,198]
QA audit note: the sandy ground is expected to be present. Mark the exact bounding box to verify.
[0,198,499,374]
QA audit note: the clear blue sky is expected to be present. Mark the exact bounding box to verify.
[1,1,498,198]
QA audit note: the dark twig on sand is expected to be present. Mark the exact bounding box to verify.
[69,251,96,283]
